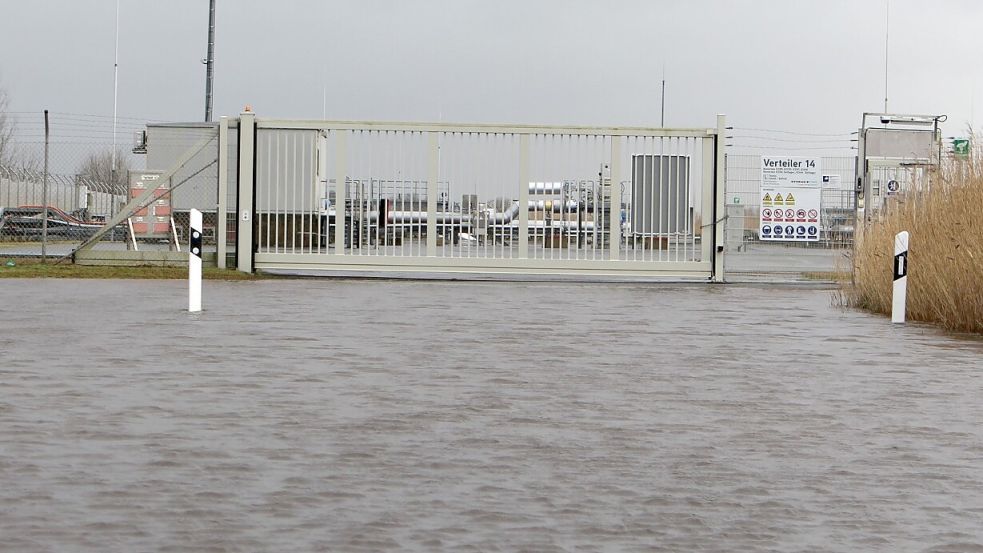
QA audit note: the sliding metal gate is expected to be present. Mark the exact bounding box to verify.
[234,113,726,280]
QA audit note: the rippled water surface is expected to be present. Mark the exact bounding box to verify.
[2,278,982,552]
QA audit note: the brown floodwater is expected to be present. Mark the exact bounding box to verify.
[1,278,982,552]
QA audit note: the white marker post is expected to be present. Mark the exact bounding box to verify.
[189,209,203,312]
[892,230,909,323]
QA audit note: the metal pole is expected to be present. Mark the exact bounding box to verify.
[204,0,216,121]
[112,0,120,240]
[883,0,889,112]
[661,63,666,127]
[661,79,666,127]
[42,110,49,262]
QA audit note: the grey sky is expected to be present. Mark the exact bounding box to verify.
[1,0,981,154]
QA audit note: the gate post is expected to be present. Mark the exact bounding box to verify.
[217,116,229,269]
[236,111,256,273]
[713,114,727,282]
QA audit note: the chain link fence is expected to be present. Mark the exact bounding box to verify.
[0,140,131,257]
[724,154,856,278]
[0,113,224,263]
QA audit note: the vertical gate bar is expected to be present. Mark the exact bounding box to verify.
[217,116,228,268]
[366,173,371,255]
[636,136,640,261]
[701,136,713,268]
[312,133,318,253]
[482,133,488,260]
[648,136,654,261]
[281,132,290,253]
[264,132,270,253]
[291,132,297,254]
[562,134,569,260]
[381,131,388,255]
[609,135,621,261]
[458,133,464,258]
[369,132,376,255]
[686,138,693,261]
[301,132,307,253]
[303,132,309,254]
[441,132,447,258]
[518,134,530,259]
[413,133,418,257]
[667,137,675,262]
[269,133,275,252]
[235,111,255,273]
[282,132,288,253]
[642,137,648,262]
[714,114,726,282]
[396,133,403,257]
[317,131,324,254]
[416,133,422,257]
[273,132,280,253]
[307,131,313,253]
[656,137,664,262]
[427,132,439,256]
[364,134,370,255]
[491,133,497,259]
[334,129,347,254]
[544,136,550,259]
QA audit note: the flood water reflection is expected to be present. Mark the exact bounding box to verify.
[1,279,982,552]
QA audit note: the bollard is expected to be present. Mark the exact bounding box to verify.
[892,230,908,324]
[189,209,203,312]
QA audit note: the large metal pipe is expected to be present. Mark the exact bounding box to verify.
[490,200,521,224]
[528,182,565,195]
[527,199,580,213]
[323,199,593,228]
[526,220,595,231]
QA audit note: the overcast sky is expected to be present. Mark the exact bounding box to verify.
[2,0,981,154]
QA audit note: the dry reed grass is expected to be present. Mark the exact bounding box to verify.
[845,142,983,333]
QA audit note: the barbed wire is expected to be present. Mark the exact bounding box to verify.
[731,126,853,137]
[727,144,856,151]
[4,111,167,123]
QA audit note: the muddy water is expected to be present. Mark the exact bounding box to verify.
[1,279,982,552]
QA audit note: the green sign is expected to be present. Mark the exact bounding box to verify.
[953,138,970,157]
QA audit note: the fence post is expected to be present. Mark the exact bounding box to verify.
[713,114,727,282]
[217,116,229,269]
[42,110,49,263]
[236,111,255,273]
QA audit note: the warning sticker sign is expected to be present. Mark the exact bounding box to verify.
[759,156,822,242]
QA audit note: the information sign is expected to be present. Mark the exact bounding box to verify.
[759,156,822,242]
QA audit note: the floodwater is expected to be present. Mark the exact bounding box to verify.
[1,279,982,552]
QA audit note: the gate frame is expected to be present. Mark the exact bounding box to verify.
[234,113,727,281]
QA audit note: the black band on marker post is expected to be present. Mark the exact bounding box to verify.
[191,230,203,259]
[893,251,907,281]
